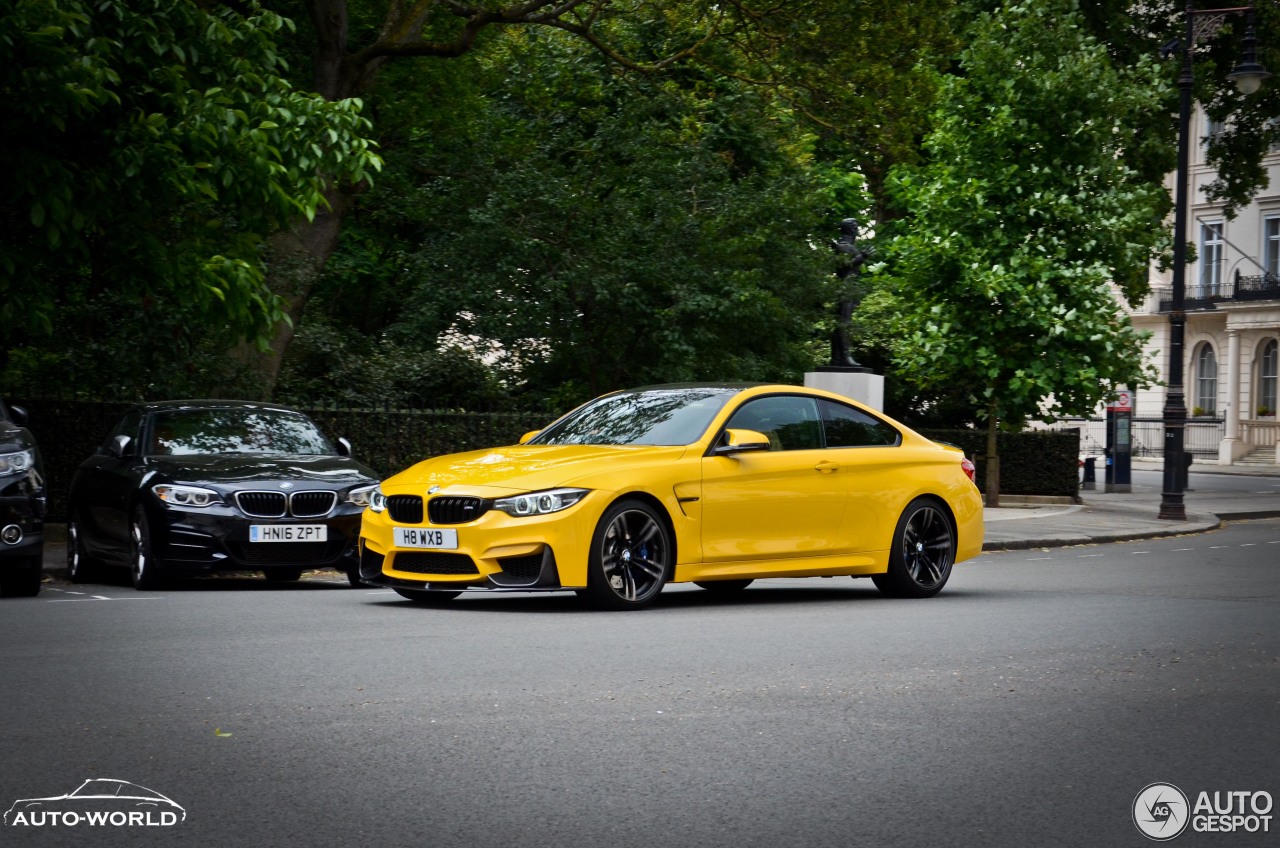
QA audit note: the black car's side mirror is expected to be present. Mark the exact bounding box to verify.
[109,435,133,458]
[9,405,28,426]
[336,437,353,458]
[712,428,773,456]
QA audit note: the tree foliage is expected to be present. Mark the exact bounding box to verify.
[878,0,1171,497]
[0,0,380,367]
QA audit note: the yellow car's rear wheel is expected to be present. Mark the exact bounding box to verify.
[872,498,955,598]
[581,499,672,610]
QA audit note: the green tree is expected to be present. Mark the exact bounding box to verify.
[0,0,379,383]
[880,0,1170,505]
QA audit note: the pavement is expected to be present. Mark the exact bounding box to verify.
[983,458,1280,550]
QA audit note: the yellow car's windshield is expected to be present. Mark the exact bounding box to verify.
[531,387,740,446]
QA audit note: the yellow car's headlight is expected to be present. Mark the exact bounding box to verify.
[494,488,589,517]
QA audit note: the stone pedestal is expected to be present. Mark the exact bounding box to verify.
[804,370,885,411]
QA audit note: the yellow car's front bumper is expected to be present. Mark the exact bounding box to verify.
[358,493,606,591]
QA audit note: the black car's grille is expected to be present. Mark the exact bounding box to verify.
[391,551,479,575]
[289,491,337,518]
[387,495,424,524]
[235,490,338,518]
[498,553,543,582]
[232,541,335,566]
[236,491,287,518]
[428,496,490,525]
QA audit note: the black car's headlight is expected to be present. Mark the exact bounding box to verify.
[0,448,34,476]
[350,484,385,512]
[152,484,223,507]
[493,488,589,517]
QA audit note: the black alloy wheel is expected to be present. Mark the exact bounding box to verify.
[66,511,97,583]
[130,508,163,590]
[580,499,672,610]
[872,498,955,598]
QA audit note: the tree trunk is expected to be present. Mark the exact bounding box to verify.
[984,406,1000,508]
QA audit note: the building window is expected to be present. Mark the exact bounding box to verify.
[1260,339,1278,416]
[1265,217,1280,278]
[1199,222,1224,293]
[1195,344,1218,416]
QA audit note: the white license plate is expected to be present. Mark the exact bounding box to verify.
[249,524,328,543]
[394,527,458,550]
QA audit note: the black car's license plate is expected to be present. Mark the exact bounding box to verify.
[249,525,328,543]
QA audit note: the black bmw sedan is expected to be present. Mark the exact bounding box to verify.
[0,399,45,597]
[66,401,379,589]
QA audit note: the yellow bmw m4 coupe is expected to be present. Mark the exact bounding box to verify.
[358,384,983,610]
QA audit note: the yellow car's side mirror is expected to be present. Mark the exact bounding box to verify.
[518,431,541,445]
[713,428,772,456]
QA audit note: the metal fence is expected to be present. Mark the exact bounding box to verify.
[1037,417,1225,459]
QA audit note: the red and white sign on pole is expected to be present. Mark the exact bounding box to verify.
[1108,389,1133,412]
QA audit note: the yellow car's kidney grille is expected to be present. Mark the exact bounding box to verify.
[428,496,491,525]
[387,495,424,524]
[392,551,479,575]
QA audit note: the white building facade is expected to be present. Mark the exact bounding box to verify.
[1128,106,1280,467]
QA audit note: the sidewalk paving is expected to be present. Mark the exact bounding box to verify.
[982,460,1280,551]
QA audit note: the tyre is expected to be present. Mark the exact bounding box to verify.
[0,555,43,597]
[694,579,754,593]
[66,511,97,584]
[393,587,461,604]
[130,508,164,590]
[345,563,368,588]
[580,499,672,610]
[872,498,955,598]
[263,569,304,582]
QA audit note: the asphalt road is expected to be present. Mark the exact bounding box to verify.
[3,519,1278,847]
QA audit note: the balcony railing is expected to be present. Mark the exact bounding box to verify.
[1158,271,1280,312]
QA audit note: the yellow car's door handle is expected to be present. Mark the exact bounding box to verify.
[814,461,839,474]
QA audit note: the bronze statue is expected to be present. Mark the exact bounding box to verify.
[827,217,872,372]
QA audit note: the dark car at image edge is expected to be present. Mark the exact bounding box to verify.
[66,400,379,589]
[0,399,46,597]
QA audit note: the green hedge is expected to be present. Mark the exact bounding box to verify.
[919,428,1080,497]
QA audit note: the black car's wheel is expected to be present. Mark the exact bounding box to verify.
[872,498,955,598]
[694,579,754,593]
[345,562,368,588]
[130,508,163,591]
[66,511,97,583]
[263,569,303,582]
[581,499,672,610]
[0,555,43,597]
[393,587,461,604]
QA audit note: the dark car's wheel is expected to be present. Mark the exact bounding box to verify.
[345,562,368,588]
[66,511,97,583]
[694,579,754,593]
[872,498,955,598]
[393,587,461,604]
[580,499,672,610]
[0,555,43,597]
[263,569,303,582]
[130,508,164,590]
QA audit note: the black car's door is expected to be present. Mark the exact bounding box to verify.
[75,410,146,556]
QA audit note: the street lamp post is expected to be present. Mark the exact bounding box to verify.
[1159,3,1269,521]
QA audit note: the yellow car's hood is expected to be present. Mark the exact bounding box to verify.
[383,443,691,495]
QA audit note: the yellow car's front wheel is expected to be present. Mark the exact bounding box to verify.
[579,499,672,610]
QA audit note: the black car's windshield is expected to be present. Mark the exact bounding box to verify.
[150,409,335,456]
[530,388,739,446]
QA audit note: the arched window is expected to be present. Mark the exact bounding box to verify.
[1259,339,1278,416]
[1196,344,1218,415]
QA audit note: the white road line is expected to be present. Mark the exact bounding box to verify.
[48,597,162,602]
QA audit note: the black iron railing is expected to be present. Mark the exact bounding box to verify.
[1159,271,1280,311]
